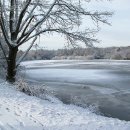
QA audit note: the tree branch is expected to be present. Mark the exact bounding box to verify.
[15,0,32,35]
[16,36,37,67]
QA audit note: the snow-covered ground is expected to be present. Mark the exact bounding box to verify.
[0,79,130,130]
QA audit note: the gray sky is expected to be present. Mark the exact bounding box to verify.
[20,0,130,50]
[96,0,130,48]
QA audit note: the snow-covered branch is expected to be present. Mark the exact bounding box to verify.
[16,36,37,67]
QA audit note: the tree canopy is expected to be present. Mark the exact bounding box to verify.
[0,0,112,82]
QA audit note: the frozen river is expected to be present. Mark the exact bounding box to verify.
[22,60,130,121]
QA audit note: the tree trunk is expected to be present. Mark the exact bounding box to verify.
[6,47,18,83]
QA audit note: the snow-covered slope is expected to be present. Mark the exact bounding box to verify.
[0,80,130,130]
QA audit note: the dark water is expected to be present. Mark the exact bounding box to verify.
[22,60,130,121]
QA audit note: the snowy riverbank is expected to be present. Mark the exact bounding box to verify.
[0,79,130,130]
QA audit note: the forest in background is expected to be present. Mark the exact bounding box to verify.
[17,46,130,61]
[1,46,130,76]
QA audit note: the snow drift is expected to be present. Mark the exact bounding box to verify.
[0,79,130,130]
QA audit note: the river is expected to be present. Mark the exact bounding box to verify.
[21,60,130,121]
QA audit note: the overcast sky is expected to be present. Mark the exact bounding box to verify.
[20,0,130,50]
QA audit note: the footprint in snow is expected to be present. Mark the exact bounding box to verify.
[0,122,5,130]
[14,111,21,117]
[16,119,25,128]
[19,121,25,127]
[6,108,10,112]
[7,123,17,130]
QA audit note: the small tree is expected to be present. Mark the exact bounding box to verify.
[0,0,112,83]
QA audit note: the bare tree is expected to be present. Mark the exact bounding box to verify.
[0,0,112,82]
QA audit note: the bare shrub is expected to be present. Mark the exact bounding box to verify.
[111,53,124,60]
[14,79,57,102]
[70,95,100,114]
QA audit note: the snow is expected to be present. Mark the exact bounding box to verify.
[22,60,130,94]
[0,79,130,130]
[26,68,114,81]
[21,60,130,69]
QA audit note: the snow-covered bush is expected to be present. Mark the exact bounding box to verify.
[125,52,130,60]
[111,53,124,60]
[70,95,100,114]
[14,79,56,101]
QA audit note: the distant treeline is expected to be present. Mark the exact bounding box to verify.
[17,46,130,61]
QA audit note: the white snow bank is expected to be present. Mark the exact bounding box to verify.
[0,81,130,130]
